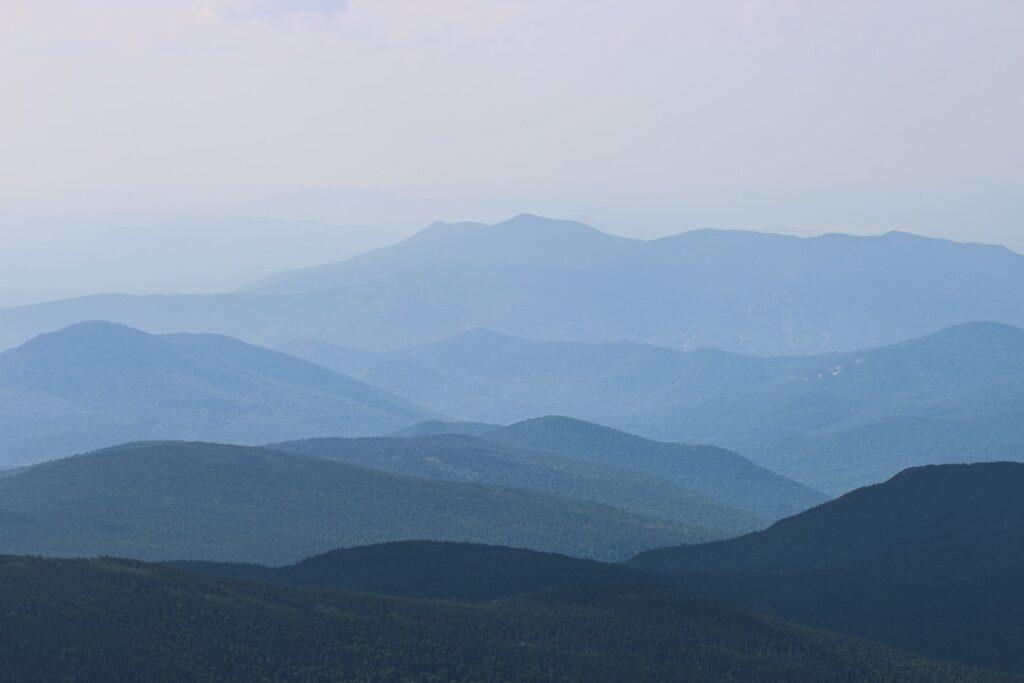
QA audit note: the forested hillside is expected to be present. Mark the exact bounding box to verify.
[630,463,1024,672]
[171,540,651,601]
[0,555,999,682]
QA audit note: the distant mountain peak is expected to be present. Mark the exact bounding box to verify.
[33,319,143,338]
[901,320,1024,350]
[0,321,432,465]
[13,320,156,355]
[511,414,613,432]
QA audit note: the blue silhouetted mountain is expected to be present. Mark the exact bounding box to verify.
[0,321,431,464]
[289,321,1024,493]
[629,462,1024,673]
[2,216,1023,355]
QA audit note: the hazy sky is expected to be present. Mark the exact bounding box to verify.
[1,0,1022,248]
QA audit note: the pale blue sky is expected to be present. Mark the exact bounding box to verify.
[0,1,1021,249]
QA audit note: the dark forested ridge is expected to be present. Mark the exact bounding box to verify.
[299,321,1024,493]
[0,554,1003,682]
[630,462,1024,672]
[0,321,430,466]
[272,431,777,535]
[0,441,705,564]
[170,540,653,601]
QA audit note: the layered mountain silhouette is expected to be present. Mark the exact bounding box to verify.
[630,462,1024,672]
[0,321,430,465]
[1,555,986,681]
[273,419,824,534]
[292,321,1024,493]
[2,215,1022,355]
[0,441,706,563]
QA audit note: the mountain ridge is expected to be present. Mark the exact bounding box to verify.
[286,321,1024,493]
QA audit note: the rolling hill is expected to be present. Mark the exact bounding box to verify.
[388,419,500,437]
[0,554,998,681]
[170,540,651,601]
[0,321,431,465]
[293,322,1024,493]
[2,215,1023,356]
[0,441,705,564]
[629,462,1024,672]
[271,431,784,535]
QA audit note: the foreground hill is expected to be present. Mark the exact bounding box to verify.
[0,555,997,681]
[0,321,430,465]
[2,216,1023,356]
[630,462,1024,672]
[0,442,701,564]
[272,432,771,535]
[301,322,1024,493]
[171,540,650,601]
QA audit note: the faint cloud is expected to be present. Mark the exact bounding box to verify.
[196,7,219,25]
[195,0,349,25]
[738,0,798,25]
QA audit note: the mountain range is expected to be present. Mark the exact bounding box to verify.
[1,215,1022,356]
[287,321,1024,493]
[0,321,430,465]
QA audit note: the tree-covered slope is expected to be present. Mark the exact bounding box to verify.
[272,433,762,536]
[629,463,1024,672]
[0,321,431,465]
[171,540,652,601]
[0,555,1000,682]
[631,462,1024,572]
[0,441,703,564]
